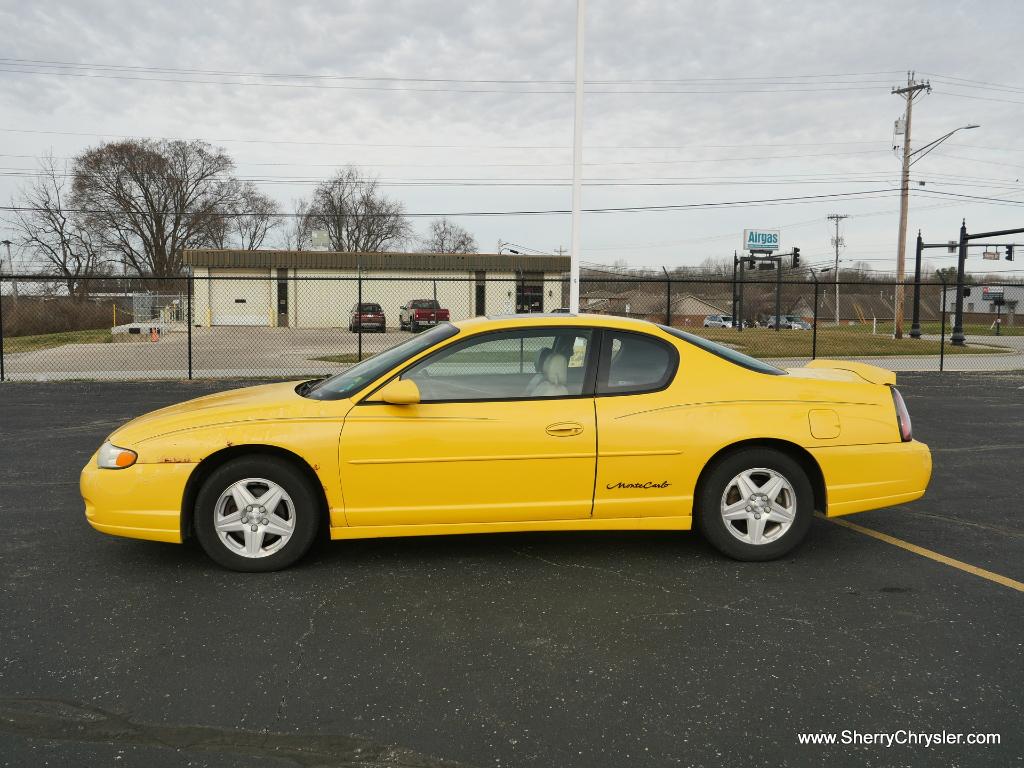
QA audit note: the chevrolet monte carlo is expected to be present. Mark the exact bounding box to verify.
[81,315,931,571]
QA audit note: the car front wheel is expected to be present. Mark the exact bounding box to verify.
[697,448,813,561]
[194,456,321,572]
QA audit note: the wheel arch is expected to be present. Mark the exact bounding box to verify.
[180,444,330,541]
[692,438,826,518]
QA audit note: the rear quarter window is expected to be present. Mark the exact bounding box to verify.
[659,326,785,375]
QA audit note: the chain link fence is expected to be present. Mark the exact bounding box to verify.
[0,273,1020,381]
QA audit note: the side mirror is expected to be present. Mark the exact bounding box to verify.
[378,378,420,405]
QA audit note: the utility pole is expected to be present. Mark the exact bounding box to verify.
[826,214,848,325]
[892,72,931,339]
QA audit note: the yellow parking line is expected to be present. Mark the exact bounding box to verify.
[824,516,1024,593]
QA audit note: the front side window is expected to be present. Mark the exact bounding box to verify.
[402,329,593,402]
[303,323,458,400]
[598,331,677,395]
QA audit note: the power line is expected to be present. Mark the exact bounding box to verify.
[0,126,891,152]
[0,188,904,219]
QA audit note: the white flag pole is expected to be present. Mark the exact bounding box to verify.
[568,0,585,314]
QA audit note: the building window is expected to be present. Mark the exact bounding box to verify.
[516,271,544,313]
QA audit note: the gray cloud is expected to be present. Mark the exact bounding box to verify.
[1,0,1022,273]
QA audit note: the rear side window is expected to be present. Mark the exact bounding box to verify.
[597,330,677,395]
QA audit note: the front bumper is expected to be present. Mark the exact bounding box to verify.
[80,453,194,543]
[809,439,932,517]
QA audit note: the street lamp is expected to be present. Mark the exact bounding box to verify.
[894,123,979,339]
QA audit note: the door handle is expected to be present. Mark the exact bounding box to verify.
[546,421,584,437]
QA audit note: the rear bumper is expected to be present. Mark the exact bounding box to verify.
[80,454,193,543]
[809,439,932,517]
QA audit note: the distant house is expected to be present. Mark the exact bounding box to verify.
[788,292,941,325]
[941,284,1020,324]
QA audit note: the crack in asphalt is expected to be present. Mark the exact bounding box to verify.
[271,590,335,731]
[0,697,472,768]
[506,546,815,626]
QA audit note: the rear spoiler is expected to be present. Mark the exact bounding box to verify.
[804,359,896,386]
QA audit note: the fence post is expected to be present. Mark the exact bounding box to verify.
[357,268,363,362]
[0,278,5,382]
[939,277,947,372]
[811,271,819,360]
[737,258,744,332]
[774,255,782,332]
[186,269,193,380]
[662,267,671,325]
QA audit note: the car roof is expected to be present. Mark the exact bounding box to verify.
[461,313,662,333]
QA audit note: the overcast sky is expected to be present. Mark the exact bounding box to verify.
[1,0,1023,275]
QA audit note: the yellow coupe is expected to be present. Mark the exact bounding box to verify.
[81,315,931,571]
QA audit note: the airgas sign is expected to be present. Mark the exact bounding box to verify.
[743,229,780,252]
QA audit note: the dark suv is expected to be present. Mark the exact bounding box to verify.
[348,303,386,333]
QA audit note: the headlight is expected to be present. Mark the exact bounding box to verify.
[97,441,138,469]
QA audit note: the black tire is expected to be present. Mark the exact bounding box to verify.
[193,455,322,572]
[411,320,419,333]
[696,447,813,562]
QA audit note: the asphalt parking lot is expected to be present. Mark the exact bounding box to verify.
[1,372,1022,767]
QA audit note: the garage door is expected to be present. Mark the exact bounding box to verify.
[210,270,271,326]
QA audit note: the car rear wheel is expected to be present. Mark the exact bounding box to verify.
[697,448,813,561]
[194,456,321,572]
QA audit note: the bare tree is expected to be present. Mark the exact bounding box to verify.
[421,218,477,253]
[9,154,106,296]
[72,139,237,277]
[304,166,410,252]
[213,181,281,250]
[280,198,312,250]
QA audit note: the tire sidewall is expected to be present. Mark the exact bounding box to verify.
[194,456,321,572]
[697,448,814,561]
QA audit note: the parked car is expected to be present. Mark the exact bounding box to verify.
[348,302,386,333]
[82,314,930,571]
[703,314,735,328]
[766,315,811,330]
[400,299,450,331]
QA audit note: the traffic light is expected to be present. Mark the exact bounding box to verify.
[1006,245,1014,261]
[792,247,800,268]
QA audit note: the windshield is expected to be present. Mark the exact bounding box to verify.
[302,323,459,400]
[659,326,785,376]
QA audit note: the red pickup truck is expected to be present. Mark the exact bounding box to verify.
[399,299,450,332]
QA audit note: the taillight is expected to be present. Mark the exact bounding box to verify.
[891,387,912,442]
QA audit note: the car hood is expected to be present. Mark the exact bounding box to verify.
[109,381,323,445]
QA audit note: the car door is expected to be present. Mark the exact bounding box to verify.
[339,327,598,527]
[592,329,691,519]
